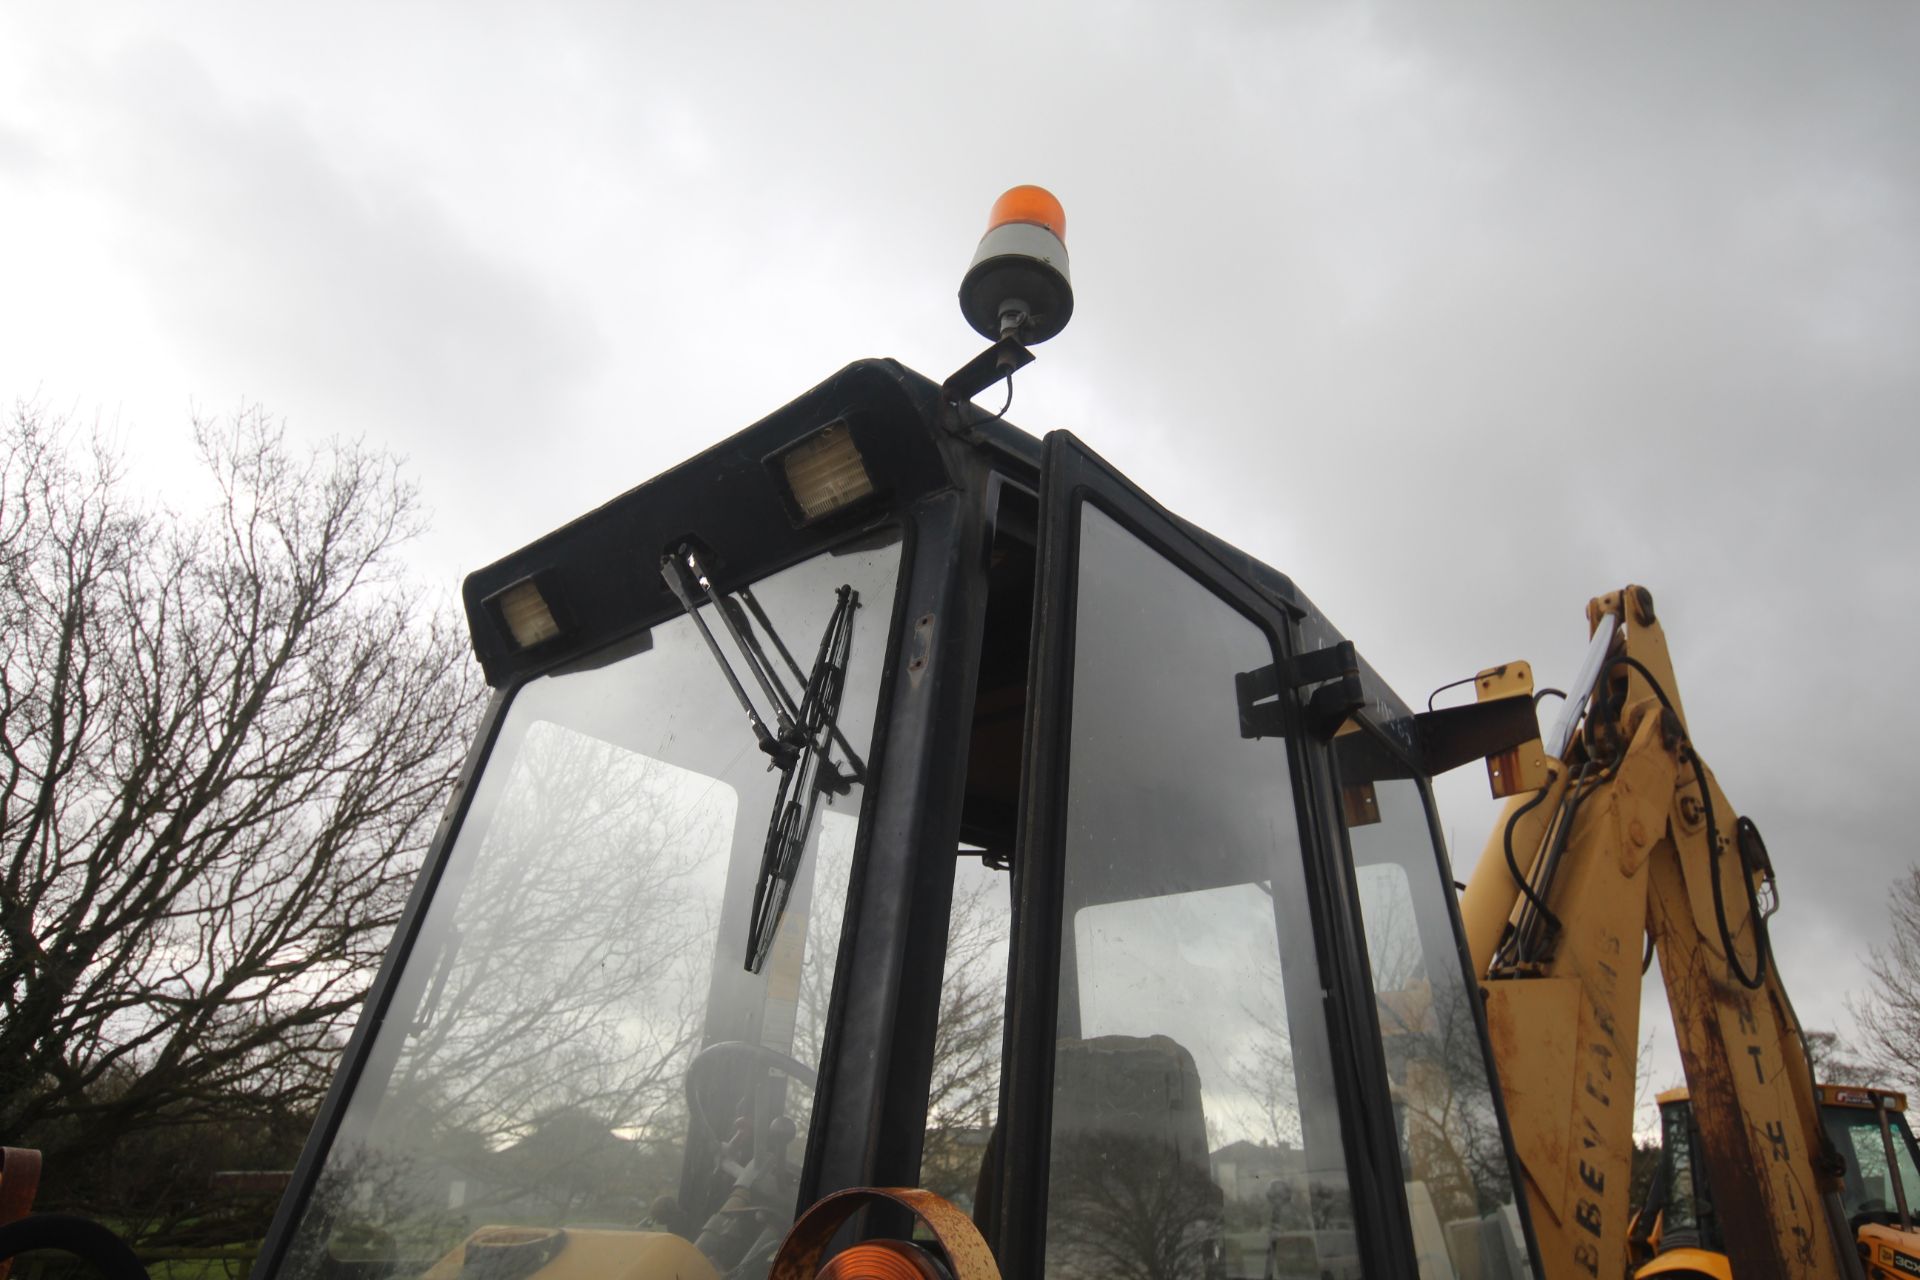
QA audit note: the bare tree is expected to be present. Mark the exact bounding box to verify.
[1047,1129,1223,1280]
[1850,867,1920,1095]
[917,873,1008,1204]
[0,404,478,1185]
[383,725,721,1147]
[1804,1030,1877,1087]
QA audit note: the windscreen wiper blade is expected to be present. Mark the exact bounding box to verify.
[746,583,858,973]
[658,546,861,972]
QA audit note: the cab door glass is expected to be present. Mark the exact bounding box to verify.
[922,856,1012,1212]
[1044,503,1355,1280]
[1342,763,1530,1279]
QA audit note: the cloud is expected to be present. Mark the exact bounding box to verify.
[0,121,43,176]
[24,34,607,515]
[4,0,1917,1109]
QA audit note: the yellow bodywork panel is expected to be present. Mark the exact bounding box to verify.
[1637,1245,1735,1280]
[1484,979,1579,1221]
[1483,713,1662,1280]
[1859,1225,1920,1280]
[418,1227,722,1280]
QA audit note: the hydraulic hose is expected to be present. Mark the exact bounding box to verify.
[1690,752,1770,990]
[1603,654,1771,990]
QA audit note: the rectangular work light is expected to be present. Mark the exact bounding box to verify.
[779,421,875,522]
[491,577,561,650]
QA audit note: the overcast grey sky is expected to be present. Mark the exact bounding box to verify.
[3,2,1917,1117]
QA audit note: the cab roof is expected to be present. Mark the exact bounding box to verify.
[1658,1084,1909,1111]
[460,358,1422,751]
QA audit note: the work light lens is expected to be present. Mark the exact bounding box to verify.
[782,423,875,521]
[497,579,560,649]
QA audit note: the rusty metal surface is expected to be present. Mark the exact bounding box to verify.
[0,1150,42,1224]
[1653,831,1838,1279]
[1623,588,1842,1280]
[0,1148,44,1280]
[771,1187,1000,1280]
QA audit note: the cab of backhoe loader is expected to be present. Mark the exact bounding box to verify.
[1632,1084,1920,1278]
[1815,1086,1920,1232]
[242,306,1549,1280]
[1628,1089,1729,1271]
[246,359,1545,1280]
[1817,1086,1920,1279]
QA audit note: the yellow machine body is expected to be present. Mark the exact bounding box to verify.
[1632,1085,1920,1280]
[1460,586,1860,1280]
[1636,1246,1735,1280]
[1858,1226,1920,1280]
[419,1228,722,1280]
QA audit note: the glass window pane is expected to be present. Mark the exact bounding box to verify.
[1044,503,1354,1280]
[1344,769,1530,1279]
[279,536,901,1280]
[1661,1103,1702,1234]
[1822,1109,1920,1219]
[922,857,1012,1212]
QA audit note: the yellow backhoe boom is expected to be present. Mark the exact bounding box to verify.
[1461,586,1858,1280]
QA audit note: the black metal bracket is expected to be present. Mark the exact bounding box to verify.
[1237,639,1364,740]
[939,337,1035,407]
[1410,696,1541,777]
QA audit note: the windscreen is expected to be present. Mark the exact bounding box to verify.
[276,533,901,1280]
[1823,1106,1920,1221]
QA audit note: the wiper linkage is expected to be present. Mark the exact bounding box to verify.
[663,546,799,766]
[660,545,861,972]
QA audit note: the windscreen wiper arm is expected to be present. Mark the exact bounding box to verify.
[662,546,799,765]
[659,546,861,971]
[736,585,866,779]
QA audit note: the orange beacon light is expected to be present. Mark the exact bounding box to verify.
[959,185,1073,344]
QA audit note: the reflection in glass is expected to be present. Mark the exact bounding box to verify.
[1346,771,1530,1279]
[1045,504,1354,1280]
[920,859,1011,1212]
[1823,1106,1920,1221]
[279,537,900,1280]
[1656,1098,1705,1241]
